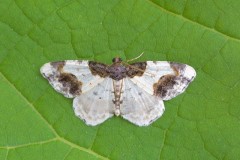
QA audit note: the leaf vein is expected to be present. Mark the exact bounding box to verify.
[0,72,108,160]
[147,0,240,42]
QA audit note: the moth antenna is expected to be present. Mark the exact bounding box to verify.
[126,52,144,62]
[124,52,155,76]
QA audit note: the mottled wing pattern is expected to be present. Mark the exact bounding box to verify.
[120,78,165,126]
[73,78,114,126]
[129,61,196,100]
[41,59,196,126]
[40,60,105,98]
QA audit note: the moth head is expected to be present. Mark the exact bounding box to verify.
[112,57,122,63]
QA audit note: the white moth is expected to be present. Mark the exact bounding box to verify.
[40,56,196,126]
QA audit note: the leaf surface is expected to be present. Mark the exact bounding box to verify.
[1,0,240,159]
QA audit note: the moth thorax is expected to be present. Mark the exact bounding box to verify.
[107,65,127,81]
[112,57,122,63]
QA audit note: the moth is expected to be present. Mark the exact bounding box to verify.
[40,55,196,126]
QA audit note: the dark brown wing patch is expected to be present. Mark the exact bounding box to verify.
[58,73,82,95]
[50,61,65,71]
[153,62,194,100]
[153,75,178,98]
[49,61,82,97]
[169,62,186,76]
[126,62,147,78]
[88,61,109,77]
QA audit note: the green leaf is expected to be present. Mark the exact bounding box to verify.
[1,0,240,159]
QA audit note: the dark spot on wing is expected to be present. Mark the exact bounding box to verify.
[126,62,147,78]
[50,61,66,72]
[88,61,109,77]
[153,73,192,100]
[58,73,82,96]
[42,61,84,97]
[169,62,186,76]
[152,62,196,100]
[153,75,177,98]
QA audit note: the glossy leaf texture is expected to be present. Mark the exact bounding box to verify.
[1,0,240,159]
